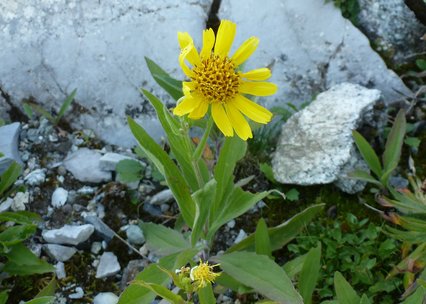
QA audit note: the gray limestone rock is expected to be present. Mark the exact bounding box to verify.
[148,189,174,206]
[272,83,380,193]
[219,0,411,108]
[357,0,426,65]
[44,244,77,262]
[126,225,145,245]
[0,96,10,123]
[93,292,119,304]
[63,148,111,183]
[0,0,212,147]
[0,122,22,174]
[24,169,46,186]
[96,252,121,279]
[42,224,94,245]
[0,197,13,213]
[84,215,115,242]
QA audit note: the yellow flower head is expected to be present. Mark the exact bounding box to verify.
[190,260,221,289]
[174,20,277,140]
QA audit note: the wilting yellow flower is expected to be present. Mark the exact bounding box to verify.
[190,260,221,289]
[173,20,277,140]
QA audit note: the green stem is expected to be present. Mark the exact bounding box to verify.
[193,116,214,162]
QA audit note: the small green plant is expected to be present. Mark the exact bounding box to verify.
[24,89,77,126]
[325,0,359,24]
[0,161,55,302]
[288,213,402,303]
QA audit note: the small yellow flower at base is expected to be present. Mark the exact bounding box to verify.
[174,20,277,141]
[189,260,221,290]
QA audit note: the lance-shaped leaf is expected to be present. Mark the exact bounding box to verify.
[334,272,360,304]
[216,252,303,304]
[299,244,321,304]
[145,57,183,101]
[352,130,382,177]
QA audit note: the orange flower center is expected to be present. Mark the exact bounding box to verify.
[191,55,240,104]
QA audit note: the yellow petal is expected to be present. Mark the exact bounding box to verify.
[173,96,200,116]
[240,68,271,81]
[239,81,278,96]
[188,100,209,120]
[200,28,215,59]
[214,20,236,57]
[232,94,272,124]
[225,103,252,140]
[179,45,195,77]
[231,37,259,66]
[177,32,201,66]
[211,103,233,137]
[182,82,195,96]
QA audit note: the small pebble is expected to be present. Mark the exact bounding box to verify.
[69,287,84,299]
[93,292,119,304]
[55,262,66,279]
[234,229,247,244]
[51,187,68,208]
[24,169,46,186]
[12,192,29,211]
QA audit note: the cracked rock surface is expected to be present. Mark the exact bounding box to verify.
[219,0,411,109]
[0,0,212,147]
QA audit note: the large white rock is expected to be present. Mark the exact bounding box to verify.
[42,224,94,245]
[63,148,111,183]
[272,83,380,193]
[219,0,411,108]
[0,1,211,147]
[0,122,22,174]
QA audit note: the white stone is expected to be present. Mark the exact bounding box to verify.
[226,220,236,229]
[55,262,66,279]
[91,242,102,255]
[0,197,13,213]
[63,148,111,183]
[219,0,411,109]
[0,122,22,174]
[42,224,94,245]
[0,1,212,147]
[148,189,173,205]
[93,292,119,304]
[44,244,77,262]
[272,83,379,193]
[99,152,136,171]
[233,229,247,244]
[96,252,121,278]
[69,287,84,299]
[51,187,68,208]
[24,169,46,186]
[126,225,145,245]
[11,192,29,211]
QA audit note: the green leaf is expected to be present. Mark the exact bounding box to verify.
[141,89,209,192]
[145,57,183,101]
[299,243,321,304]
[23,297,55,304]
[0,224,37,248]
[255,218,272,258]
[198,284,216,304]
[404,137,421,149]
[3,243,55,275]
[216,252,303,304]
[227,204,324,253]
[285,188,300,201]
[416,59,426,70]
[259,163,277,183]
[0,211,41,225]
[0,290,8,304]
[23,103,33,120]
[214,272,252,294]
[359,294,372,304]
[347,170,382,187]
[352,130,382,177]
[0,162,21,196]
[382,109,406,177]
[334,271,360,304]
[25,103,55,124]
[35,277,57,298]
[116,159,144,183]
[140,222,190,256]
[56,89,76,123]
[132,281,186,304]
[283,253,308,279]
[191,179,216,246]
[128,117,195,227]
[401,286,426,304]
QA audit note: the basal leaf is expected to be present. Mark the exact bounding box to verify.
[140,222,190,256]
[352,130,382,177]
[383,109,406,176]
[56,89,77,123]
[334,271,360,304]
[299,244,321,304]
[216,252,303,304]
[255,218,272,258]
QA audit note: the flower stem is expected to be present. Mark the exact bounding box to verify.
[193,116,213,162]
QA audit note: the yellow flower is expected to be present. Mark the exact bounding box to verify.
[173,20,277,140]
[190,260,221,289]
